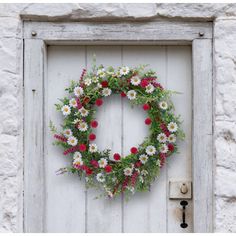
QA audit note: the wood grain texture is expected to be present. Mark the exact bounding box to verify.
[192,39,213,232]
[24,21,212,42]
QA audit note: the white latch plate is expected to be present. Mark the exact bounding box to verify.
[169,180,192,199]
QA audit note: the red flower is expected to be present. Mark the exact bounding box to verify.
[140,79,149,88]
[95,98,103,106]
[160,153,166,160]
[101,80,108,88]
[89,133,96,141]
[135,161,142,167]
[86,168,93,175]
[165,131,171,137]
[160,123,167,131]
[168,143,175,152]
[113,153,121,161]
[105,165,112,173]
[90,120,98,128]
[76,98,83,109]
[54,134,67,142]
[145,118,152,125]
[79,144,86,152]
[120,91,126,98]
[90,160,99,168]
[130,147,138,154]
[143,104,150,111]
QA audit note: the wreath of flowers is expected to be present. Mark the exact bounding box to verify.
[50,64,184,199]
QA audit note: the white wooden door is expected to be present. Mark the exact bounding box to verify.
[45,45,192,233]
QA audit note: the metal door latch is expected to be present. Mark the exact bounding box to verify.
[180,200,188,228]
[169,181,192,199]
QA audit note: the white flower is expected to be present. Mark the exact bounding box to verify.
[97,83,102,89]
[130,76,141,86]
[61,105,71,116]
[159,101,168,110]
[74,86,84,97]
[146,145,156,156]
[69,98,77,108]
[141,170,148,176]
[73,157,83,167]
[92,76,99,83]
[127,90,137,100]
[79,107,89,117]
[78,121,88,132]
[102,88,112,97]
[89,143,98,153]
[63,129,72,138]
[120,66,130,76]
[97,68,106,78]
[157,133,167,143]
[124,167,133,176]
[73,152,82,160]
[98,158,108,168]
[160,144,168,153]
[145,84,155,93]
[139,154,149,164]
[72,118,80,124]
[168,134,176,143]
[67,136,78,146]
[96,173,105,182]
[167,122,178,132]
[84,78,92,86]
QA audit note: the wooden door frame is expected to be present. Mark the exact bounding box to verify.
[23,20,213,232]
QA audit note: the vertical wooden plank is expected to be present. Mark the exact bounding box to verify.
[45,46,86,232]
[24,39,45,232]
[166,46,193,232]
[86,46,123,233]
[122,46,167,233]
[192,39,213,232]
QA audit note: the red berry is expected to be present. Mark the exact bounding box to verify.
[86,168,93,175]
[160,153,166,160]
[160,123,167,131]
[135,161,142,167]
[89,133,96,141]
[90,120,98,128]
[95,98,103,106]
[168,143,175,152]
[90,160,99,168]
[113,153,121,161]
[101,81,108,88]
[143,104,150,111]
[140,79,149,88]
[105,165,112,173]
[165,131,171,137]
[120,92,126,98]
[130,147,138,154]
[79,144,86,152]
[145,118,152,125]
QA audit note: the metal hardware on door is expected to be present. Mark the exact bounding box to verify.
[169,181,192,199]
[180,200,188,228]
[180,183,188,194]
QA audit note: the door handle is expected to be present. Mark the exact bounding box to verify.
[180,200,188,228]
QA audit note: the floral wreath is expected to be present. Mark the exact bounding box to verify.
[50,64,184,199]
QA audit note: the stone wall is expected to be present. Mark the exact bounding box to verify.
[0,3,235,232]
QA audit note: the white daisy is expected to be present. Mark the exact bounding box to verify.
[78,121,88,132]
[98,158,108,168]
[157,133,167,143]
[79,107,89,117]
[159,101,168,110]
[73,157,83,167]
[73,151,82,160]
[141,170,148,176]
[127,90,137,100]
[84,77,92,86]
[69,98,77,108]
[120,66,130,76]
[61,105,71,116]
[124,167,133,176]
[72,118,80,124]
[96,173,105,182]
[130,76,141,86]
[146,145,156,156]
[67,136,78,146]
[92,76,99,83]
[139,154,149,164]
[89,143,98,153]
[167,122,178,132]
[74,86,84,97]
[102,88,112,97]
[160,144,168,153]
[145,84,155,93]
[168,134,176,143]
[97,68,106,78]
[63,129,72,138]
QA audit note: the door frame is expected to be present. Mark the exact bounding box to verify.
[23,20,213,232]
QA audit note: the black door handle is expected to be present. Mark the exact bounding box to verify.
[180,200,188,228]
